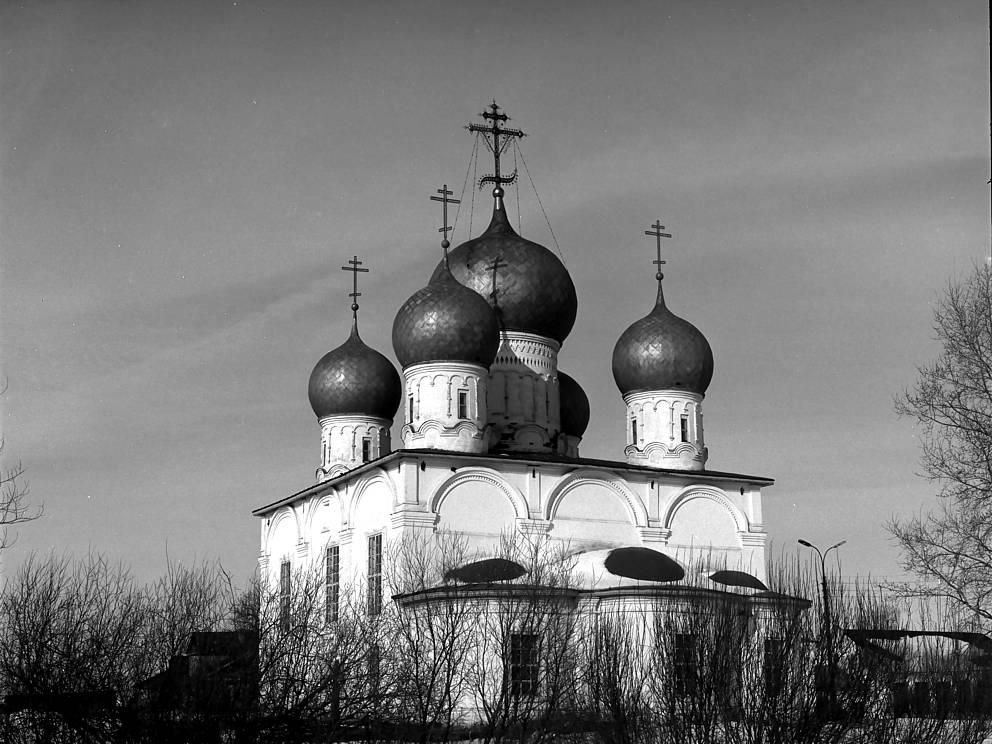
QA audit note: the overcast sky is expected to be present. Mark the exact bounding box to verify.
[1,0,989,584]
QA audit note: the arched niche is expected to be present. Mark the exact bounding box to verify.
[350,471,395,534]
[663,488,746,572]
[547,474,643,549]
[431,469,524,540]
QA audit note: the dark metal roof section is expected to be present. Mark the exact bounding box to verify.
[709,569,769,591]
[392,265,500,369]
[558,370,590,437]
[444,558,528,584]
[308,324,402,419]
[433,203,578,343]
[612,281,714,396]
[603,546,685,583]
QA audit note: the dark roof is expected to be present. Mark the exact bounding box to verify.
[253,448,773,516]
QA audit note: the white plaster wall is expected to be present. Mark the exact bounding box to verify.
[318,415,391,482]
[487,332,560,453]
[623,390,706,470]
[402,362,489,453]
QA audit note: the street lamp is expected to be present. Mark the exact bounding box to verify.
[799,538,846,716]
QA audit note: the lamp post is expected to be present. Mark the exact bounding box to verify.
[798,538,846,716]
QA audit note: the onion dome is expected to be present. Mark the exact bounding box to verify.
[612,282,714,396]
[308,324,402,419]
[392,265,500,369]
[558,371,590,437]
[430,203,577,343]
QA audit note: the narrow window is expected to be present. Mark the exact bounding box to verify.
[368,642,381,690]
[367,534,383,616]
[326,545,340,623]
[672,633,697,695]
[509,633,539,697]
[630,418,638,443]
[279,560,291,632]
[457,389,469,419]
[680,414,689,443]
[361,437,372,463]
[763,638,784,695]
[408,396,414,422]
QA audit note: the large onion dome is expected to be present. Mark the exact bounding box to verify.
[558,371,590,437]
[612,283,714,396]
[308,324,402,419]
[392,265,500,368]
[431,203,577,344]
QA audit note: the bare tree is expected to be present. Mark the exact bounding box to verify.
[0,381,41,552]
[891,261,992,624]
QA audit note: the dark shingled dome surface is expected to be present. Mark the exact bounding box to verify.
[308,326,402,419]
[612,284,714,396]
[558,371,590,437]
[392,266,500,369]
[432,204,577,343]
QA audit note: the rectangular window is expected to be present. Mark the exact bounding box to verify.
[279,560,291,632]
[368,642,381,688]
[509,633,540,697]
[457,389,469,419]
[326,545,340,623]
[680,414,689,442]
[408,396,414,422]
[361,437,372,463]
[672,633,697,695]
[630,418,638,443]
[763,638,784,695]
[367,534,383,616]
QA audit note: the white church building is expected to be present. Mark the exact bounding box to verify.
[253,103,773,618]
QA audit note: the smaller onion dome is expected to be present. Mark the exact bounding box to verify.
[308,324,402,419]
[558,371,590,437]
[612,283,714,396]
[392,265,500,369]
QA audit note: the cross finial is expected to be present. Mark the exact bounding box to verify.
[467,100,526,204]
[486,255,509,306]
[430,184,461,267]
[645,220,672,282]
[341,256,369,323]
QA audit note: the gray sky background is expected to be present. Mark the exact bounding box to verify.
[1,0,989,584]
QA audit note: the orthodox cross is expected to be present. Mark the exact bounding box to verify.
[467,100,526,191]
[429,184,461,264]
[486,255,508,305]
[645,220,672,281]
[341,255,369,321]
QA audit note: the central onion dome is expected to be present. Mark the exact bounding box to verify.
[430,203,577,344]
[392,264,500,368]
[558,371,590,437]
[612,283,714,396]
[308,324,402,419]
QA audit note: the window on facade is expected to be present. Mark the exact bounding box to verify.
[367,534,383,616]
[680,414,690,442]
[457,389,469,419]
[361,437,372,463]
[630,418,638,443]
[763,638,785,695]
[326,545,340,623]
[368,642,381,690]
[408,396,414,422]
[508,633,540,697]
[279,560,291,632]
[672,633,697,695]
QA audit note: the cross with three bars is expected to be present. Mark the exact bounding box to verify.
[467,100,526,191]
[341,255,369,320]
[430,184,461,264]
[486,255,508,305]
[645,220,672,281]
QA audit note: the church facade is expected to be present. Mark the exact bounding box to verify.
[254,103,772,615]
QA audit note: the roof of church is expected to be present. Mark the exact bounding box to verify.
[252,448,773,516]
